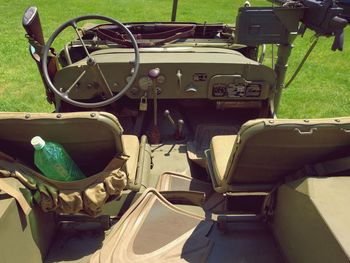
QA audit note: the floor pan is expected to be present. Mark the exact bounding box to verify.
[89,188,284,263]
[44,222,107,263]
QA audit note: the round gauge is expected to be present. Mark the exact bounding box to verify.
[138,76,152,91]
[157,75,166,84]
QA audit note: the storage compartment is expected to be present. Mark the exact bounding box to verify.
[225,192,268,213]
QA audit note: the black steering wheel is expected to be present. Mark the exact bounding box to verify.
[42,15,140,108]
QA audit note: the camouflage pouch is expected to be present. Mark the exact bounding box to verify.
[0,153,127,217]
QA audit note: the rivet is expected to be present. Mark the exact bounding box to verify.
[56,114,62,118]
[268,120,274,124]
[304,119,309,123]
[25,114,30,119]
[335,119,340,122]
[90,113,96,117]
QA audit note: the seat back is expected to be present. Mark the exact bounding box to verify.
[0,112,124,176]
[226,118,350,185]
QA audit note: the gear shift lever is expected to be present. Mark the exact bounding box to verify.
[164,110,176,129]
[164,109,185,140]
[149,68,160,144]
[176,119,185,140]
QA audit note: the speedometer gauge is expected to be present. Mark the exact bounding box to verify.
[138,76,152,91]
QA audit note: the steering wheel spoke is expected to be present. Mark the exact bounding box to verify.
[93,63,113,98]
[62,69,87,97]
[71,21,92,59]
[42,15,140,108]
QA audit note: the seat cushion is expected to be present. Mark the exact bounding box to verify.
[122,135,139,181]
[210,135,237,183]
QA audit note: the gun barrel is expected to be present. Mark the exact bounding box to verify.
[22,6,45,45]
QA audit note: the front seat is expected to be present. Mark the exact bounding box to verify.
[206,117,350,193]
[0,111,150,190]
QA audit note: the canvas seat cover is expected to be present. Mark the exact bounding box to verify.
[0,111,139,181]
[207,117,350,192]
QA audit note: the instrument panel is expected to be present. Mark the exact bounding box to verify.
[54,47,276,101]
[209,75,269,100]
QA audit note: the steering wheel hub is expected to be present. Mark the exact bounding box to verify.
[87,57,96,67]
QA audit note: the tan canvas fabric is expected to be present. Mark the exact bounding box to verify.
[122,135,140,182]
[0,177,32,215]
[210,135,237,185]
[0,155,127,217]
[90,188,213,263]
[208,117,350,192]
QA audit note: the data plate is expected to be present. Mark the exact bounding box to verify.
[246,84,262,97]
[212,83,226,97]
[227,84,246,97]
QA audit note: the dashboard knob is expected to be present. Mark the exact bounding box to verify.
[148,68,160,79]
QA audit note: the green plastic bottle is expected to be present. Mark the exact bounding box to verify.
[31,136,86,181]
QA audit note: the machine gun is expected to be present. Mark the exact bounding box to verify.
[272,0,348,50]
[235,0,348,113]
[236,0,348,50]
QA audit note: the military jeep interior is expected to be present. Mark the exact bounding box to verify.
[1,1,350,263]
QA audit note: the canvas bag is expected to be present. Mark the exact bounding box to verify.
[0,151,127,217]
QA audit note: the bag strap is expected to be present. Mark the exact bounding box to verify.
[262,155,350,221]
[0,177,31,216]
[295,155,350,178]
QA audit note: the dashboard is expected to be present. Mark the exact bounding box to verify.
[54,47,276,102]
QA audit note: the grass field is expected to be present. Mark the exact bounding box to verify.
[0,0,349,118]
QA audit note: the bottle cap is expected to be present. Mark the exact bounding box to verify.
[31,136,46,150]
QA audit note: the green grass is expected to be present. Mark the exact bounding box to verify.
[0,0,349,118]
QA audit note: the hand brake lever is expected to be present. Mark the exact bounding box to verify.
[149,68,161,144]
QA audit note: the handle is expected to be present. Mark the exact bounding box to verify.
[294,127,317,135]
